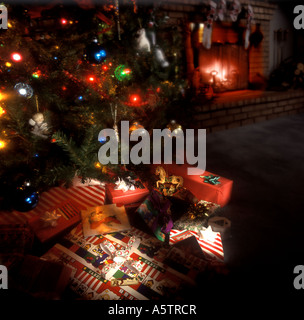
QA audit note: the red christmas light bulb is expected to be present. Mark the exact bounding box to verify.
[11,52,22,62]
[130,94,140,104]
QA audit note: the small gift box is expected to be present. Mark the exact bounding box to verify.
[136,189,173,242]
[106,176,149,206]
[28,200,81,243]
[151,164,233,207]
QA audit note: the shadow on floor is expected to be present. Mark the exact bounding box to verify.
[202,113,304,298]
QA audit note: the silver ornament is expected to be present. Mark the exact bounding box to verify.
[14,83,34,99]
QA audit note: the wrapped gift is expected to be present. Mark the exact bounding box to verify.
[173,200,220,233]
[169,228,224,262]
[151,164,233,207]
[106,176,149,206]
[81,204,131,238]
[28,200,82,243]
[136,189,173,242]
[42,224,197,300]
[27,185,106,243]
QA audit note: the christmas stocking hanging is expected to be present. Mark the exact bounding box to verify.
[229,0,241,22]
[216,0,226,21]
[244,5,254,49]
[203,0,217,49]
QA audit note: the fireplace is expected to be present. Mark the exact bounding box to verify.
[160,0,304,133]
[192,20,249,93]
[199,43,249,92]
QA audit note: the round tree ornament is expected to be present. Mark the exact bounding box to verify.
[167,119,183,134]
[84,38,107,64]
[114,65,132,81]
[13,180,39,212]
[14,83,33,99]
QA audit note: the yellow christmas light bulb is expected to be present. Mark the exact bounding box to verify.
[0,106,5,116]
[0,140,6,149]
[94,162,102,169]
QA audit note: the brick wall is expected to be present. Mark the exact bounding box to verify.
[157,1,304,133]
[247,1,276,84]
[193,89,304,133]
[159,0,277,84]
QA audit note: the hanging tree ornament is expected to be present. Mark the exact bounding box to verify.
[14,83,33,99]
[28,96,49,139]
[167,119,183,134]
[154,45,169,68]
[84,38,107,64]
[111,103,119,143]
[29,113,49,139]
[135,28,151,53]
[13,180,39,212]
[129,121,149,137]
[146,8,157,47]
[114,65,132,81]
[114,0,121,40]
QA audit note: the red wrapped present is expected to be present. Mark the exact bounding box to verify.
[169,228,224,262]
[151,164,233,207]
[106,177,149,206]
[27,185,106,243]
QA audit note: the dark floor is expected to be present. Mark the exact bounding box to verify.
[203,112,304,300]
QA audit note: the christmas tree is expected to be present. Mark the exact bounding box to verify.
[0,1,190,207]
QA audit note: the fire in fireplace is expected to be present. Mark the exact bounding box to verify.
[188,16,251,94]
[199,43,249,92]
[198,22,249,92]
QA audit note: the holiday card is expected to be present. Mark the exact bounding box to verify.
[81,204,131,237]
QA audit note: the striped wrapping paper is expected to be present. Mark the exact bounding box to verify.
[169,228,224,262]
[0,185,106,226]
[43,223,200,300]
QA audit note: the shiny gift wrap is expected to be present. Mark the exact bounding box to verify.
[136,189,173,242]
[173,200,220,233]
